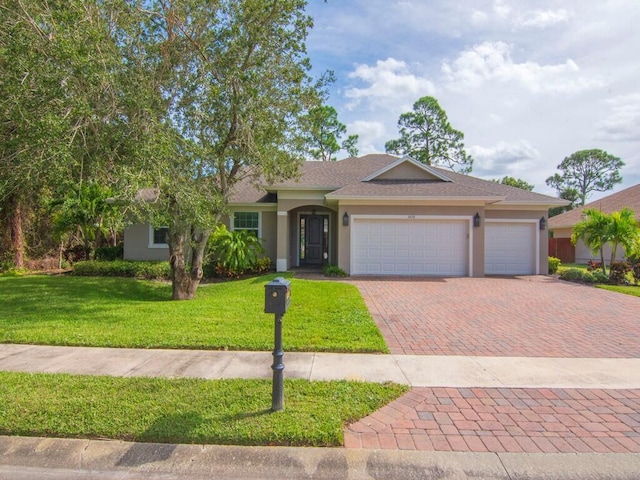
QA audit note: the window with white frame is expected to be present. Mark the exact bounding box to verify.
[233,212,260,237]
[149,226,169,247]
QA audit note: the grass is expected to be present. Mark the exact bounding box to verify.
[596,285,640,297]
[0,371,408,446]
[0,274,387,353]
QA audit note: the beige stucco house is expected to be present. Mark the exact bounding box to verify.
[124,154,568,276]
[548,183,640,264]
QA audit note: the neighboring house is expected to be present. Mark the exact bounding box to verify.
[124,154,567,276]
[548,183,640,264]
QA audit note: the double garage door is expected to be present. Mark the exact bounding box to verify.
[351,218,469,275]
[351,217,538,276]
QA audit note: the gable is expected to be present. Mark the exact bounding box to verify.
[374,161,446,181]
[363,156,452,182]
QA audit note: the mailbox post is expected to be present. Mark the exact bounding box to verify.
[264,277,291,412]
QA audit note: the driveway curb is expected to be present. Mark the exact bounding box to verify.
[2,436,640,480]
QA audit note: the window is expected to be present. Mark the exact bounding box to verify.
[149,226,169,248]
[233,212,259,237]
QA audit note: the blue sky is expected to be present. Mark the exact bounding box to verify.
[303,0,640,200]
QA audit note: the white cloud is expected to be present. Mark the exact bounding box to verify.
[345,58,436,111]
[597,93,640,142]
[468,140,540,178]
[492,0,512,20]
[442,41,603,94]
[347,120,387,154]
[514,9,571,29]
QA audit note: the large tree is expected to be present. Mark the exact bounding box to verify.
[301,105,358,161]
[119,0,320,299]
[385,96,472,173]
[546,149,624,206]
[0,0,126,268]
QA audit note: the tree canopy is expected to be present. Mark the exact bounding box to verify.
[546,149,624,206]
[385,96,472,173]
[493,176,534,191]
[1,0,321,299]
[301,105,358,161]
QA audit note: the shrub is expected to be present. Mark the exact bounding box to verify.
[322,264,347,277]
[559,268,596,284]
[208,225,268,278]
[628,255,640,285]
[94,245,123,261]
[608,261,631,285]
[548,256,561,274]
[586,260,602,272]
[591,270,610,284]
[73,260,171,280]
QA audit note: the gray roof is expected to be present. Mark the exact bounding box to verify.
[229,154,567,206]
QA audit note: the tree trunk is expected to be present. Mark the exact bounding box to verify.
[8,195,25,269]
[600,247,607,276]
[168,225,211,300]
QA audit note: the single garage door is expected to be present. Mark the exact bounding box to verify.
[351,218,469,275]
[485,221,536,275]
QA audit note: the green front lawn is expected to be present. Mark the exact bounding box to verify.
[596,285,640,297]
[0,274,387,353]
[0,372,408,446]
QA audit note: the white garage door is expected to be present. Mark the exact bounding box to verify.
[485,222,536,275]
[351,218,469,275]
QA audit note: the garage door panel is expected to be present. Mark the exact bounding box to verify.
[485,222,536,275]
[352,218,468,276]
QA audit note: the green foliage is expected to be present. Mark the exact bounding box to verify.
[0,275,388,353]
[209,225,268,277]
[591,270,610,284]
[571,208,640,276]
[322,264,347,277]
[301,105,359,161]
[50,182,123,259]
[629,255,640,285]
[608,262,631,285]
[0,372,408,447]
[494,176,534,191]
[548,256,561,274]
[571,209,612,275]
[94,245,124,261]
[72,260,171,280]
[559,268,596,283]
[385,96,472,173]
[546,149,624,206]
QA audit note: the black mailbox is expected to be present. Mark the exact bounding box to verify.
[264,277,291,314]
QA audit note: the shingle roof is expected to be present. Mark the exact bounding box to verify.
[229,154,567,206]
[548,184,640,229]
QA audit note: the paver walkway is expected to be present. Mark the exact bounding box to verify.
[351,276,640,357]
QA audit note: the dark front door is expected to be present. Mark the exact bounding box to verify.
[301,215,328,265]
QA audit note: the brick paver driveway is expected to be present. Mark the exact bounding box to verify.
[351,276,640,357]
[346,275,640,454]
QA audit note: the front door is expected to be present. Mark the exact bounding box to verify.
[300,215,328,265]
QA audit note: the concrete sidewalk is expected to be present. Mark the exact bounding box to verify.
[2,343,640,388]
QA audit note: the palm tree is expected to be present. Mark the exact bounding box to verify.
[607,208,640,265]
[571,209,611,275]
